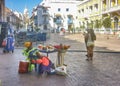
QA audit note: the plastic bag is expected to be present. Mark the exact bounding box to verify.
[55,66,67,76]
[87,41,94,46]
[2,40,6,46]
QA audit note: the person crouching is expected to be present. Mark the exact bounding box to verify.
[34,52,53,75]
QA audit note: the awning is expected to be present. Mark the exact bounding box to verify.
[67,14,73,17]
[55,14,61,17]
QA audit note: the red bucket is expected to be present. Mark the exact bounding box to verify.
[18,61,29,73]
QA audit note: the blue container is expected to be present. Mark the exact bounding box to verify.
[3,35,15,53]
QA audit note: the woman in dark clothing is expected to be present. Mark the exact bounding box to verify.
[85,29,96,61]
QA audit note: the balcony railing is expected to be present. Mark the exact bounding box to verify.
[56,19,62,24]
[42,20,49,24]
[67,19,73,24]
[42,11,49,16]
[102,5,120,14]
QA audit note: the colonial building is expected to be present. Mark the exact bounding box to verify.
[30,7,37,30]
[37,5,50,30]
[78,0,102,30]
[102,0,120,32]
[32,0,82,32]
[5,7,23,30]
[78,0,120,33]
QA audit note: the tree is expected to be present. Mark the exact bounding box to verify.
[94,19,102,29]
[102,17,111,28]
[88,22,93,29]
[102,16,111,39]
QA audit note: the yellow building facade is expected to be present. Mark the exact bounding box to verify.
[102,0,120,32]
[78,0,102,29]
[78,0,120,32]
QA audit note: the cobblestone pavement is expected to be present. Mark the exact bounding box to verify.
[0,33,120,86]
[64,33,120,52]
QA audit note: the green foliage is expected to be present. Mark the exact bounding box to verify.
[94,19,102,28]
[80,25,85,29]
[88,22,93,29]
[102,17,111,28]
[76,27,80,30]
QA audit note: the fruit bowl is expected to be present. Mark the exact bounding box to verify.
[38,44,55,51]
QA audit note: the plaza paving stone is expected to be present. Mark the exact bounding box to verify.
[0,33,120,86]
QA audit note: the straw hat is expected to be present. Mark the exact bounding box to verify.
[24,42,32,48]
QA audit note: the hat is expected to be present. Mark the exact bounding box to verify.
[24,42,32,48]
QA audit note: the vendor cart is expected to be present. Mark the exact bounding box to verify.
[56,49,66,67]
[38,44,70,67]
[54,44,70,67]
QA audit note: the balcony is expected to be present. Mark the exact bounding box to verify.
[42,21,49,25]
[42,12,49,16]
[102,5,120,14]
[42,10,49,16]
[67,19,73,24]
[56,19,62,24]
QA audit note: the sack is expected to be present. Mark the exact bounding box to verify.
[87,41,94,46]
[55,66,67,76]
[18,61,29,73]
[28,64,35,72]
[87,34,94,46]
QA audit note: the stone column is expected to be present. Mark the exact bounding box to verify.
[106,0,109,10]
[115,0,118,6]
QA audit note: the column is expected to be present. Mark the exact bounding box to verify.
[115,0,118,6]
[101,0,103,11]
[106,0,110,9]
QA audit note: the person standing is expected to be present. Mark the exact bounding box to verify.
[85,29,96,61]
[83,30,88,55]
[117,31,120,39]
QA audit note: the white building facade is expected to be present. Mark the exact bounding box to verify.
[37,5,50,30]
[36,0,82,32]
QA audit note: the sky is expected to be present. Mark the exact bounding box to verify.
[5,0,42,16]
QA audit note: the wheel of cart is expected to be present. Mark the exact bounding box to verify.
[3,49,14,53]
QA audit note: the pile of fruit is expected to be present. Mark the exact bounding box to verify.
[38,44,55,51]
[54,44,70,50]
[38,44,70,52]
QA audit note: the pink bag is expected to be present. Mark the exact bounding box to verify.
[2,40,6,46]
